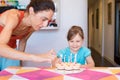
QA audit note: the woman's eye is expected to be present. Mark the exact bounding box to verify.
[42,19,47,21]
[41,17,48,21]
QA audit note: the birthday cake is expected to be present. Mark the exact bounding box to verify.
[56,62,81,70]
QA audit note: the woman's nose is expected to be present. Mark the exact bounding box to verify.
[42,21,49,27]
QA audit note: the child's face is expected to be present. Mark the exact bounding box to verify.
[68,34,83,53]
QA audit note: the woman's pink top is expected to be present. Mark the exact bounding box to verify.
[0,11,30,48]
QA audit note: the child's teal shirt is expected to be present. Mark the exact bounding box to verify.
[57,47,91,65]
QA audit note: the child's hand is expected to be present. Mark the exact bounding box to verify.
[57,58,62,63]
[80,65,88,68]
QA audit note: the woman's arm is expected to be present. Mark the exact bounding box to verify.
[0,9,56,63]
[18,30,34,52]
[0,10,19,44]
[17,30,34,66]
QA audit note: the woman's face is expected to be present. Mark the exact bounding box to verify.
[30,9,54,30]
[68,34,84,53]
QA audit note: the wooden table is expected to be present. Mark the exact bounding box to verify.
[0,67,120,80]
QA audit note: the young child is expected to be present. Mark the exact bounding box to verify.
[55,25,95,68]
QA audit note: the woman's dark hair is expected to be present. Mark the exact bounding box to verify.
[26,0,55,13]
[67,25,84,41]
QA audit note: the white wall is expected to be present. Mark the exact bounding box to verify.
[23,0,88,67]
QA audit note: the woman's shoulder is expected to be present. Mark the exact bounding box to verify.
[0,9,21,26]
[1,9,23,20]
[2,9,18,15]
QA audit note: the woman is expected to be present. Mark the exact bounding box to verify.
[0,0,56,70]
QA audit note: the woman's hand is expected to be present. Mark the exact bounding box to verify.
[45,49,56,61]
[34,49,57,63]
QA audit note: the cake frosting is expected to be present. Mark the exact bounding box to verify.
[56,62,81,70]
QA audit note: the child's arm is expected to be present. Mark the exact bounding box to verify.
[80,56,95,68]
